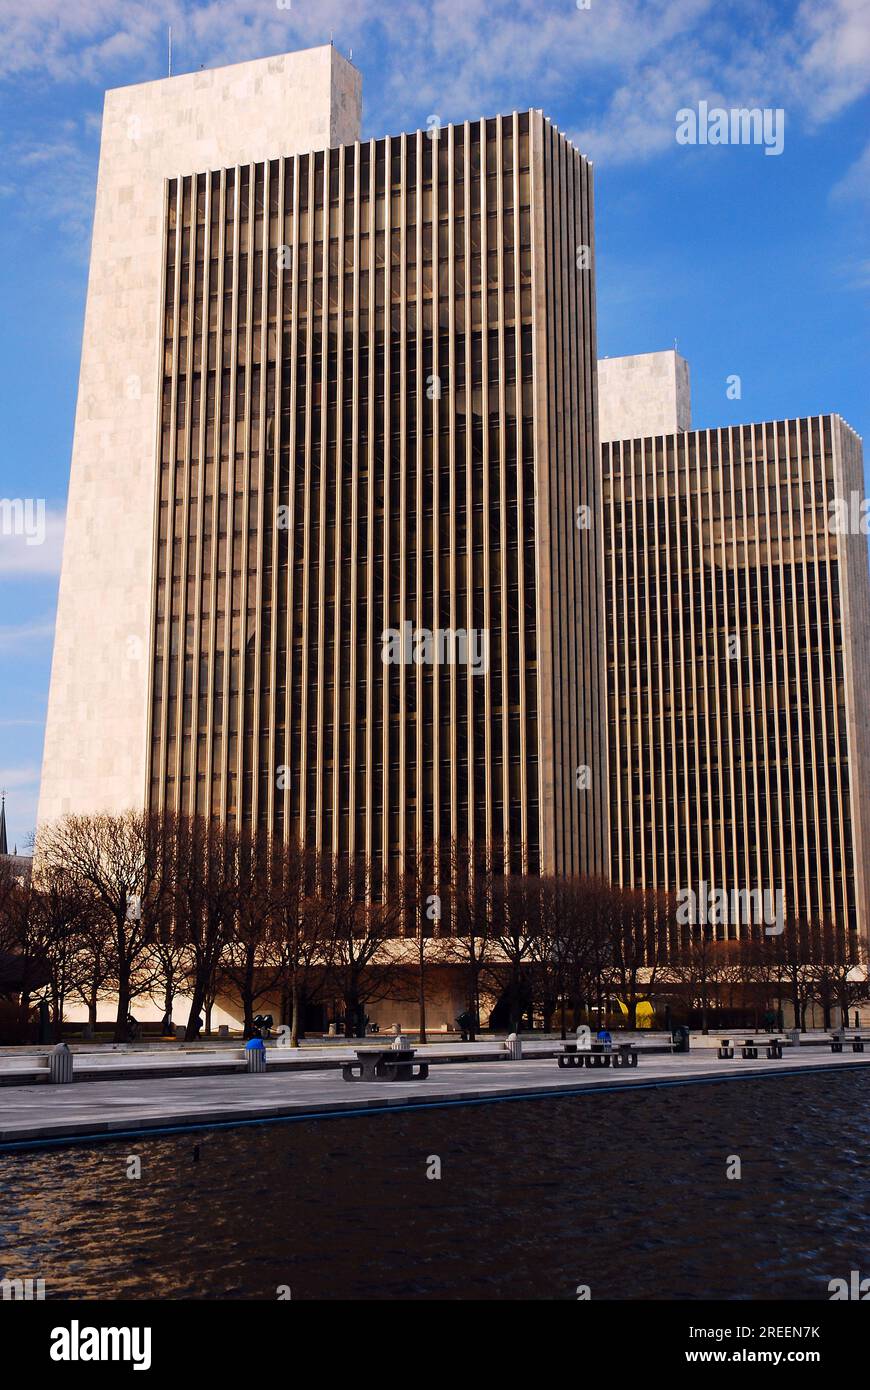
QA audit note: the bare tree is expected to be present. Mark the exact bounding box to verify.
[318,852,403,1037]
[219,826,284,1037]
[439,840,498,1039]
[773,915,815,1031]
[394,844,447,1044]
[487,870,537,1032]
[663,922,731,1034]
[29,867,98,1038]
[271,839,330,1046]
[0,870,51,1037]
[605,886,673,1030]
[527,876,577,1035]
[67,908,116,1033]
[173,815,240,1041]
[36,811,174,1041]
[563,875,618,1029]
[804,916,863,1031]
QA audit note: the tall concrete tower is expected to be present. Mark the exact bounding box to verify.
[39,47,362,825]
[40,49,608,891]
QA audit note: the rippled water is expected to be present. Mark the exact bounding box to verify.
[1,1071,867,1300]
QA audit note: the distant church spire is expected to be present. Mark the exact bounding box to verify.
[0,792,8,857]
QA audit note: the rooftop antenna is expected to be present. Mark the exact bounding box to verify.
[168,25,173,78]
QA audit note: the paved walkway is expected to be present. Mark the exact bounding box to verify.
[1,1047,866,1149]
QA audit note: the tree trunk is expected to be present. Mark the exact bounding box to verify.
[51,986,63,1042]
[186,984,206,1042]
[467,960,479,1039]
[114,971,131,1044]
[343,992,358,1038]
[290,978,300,1048]
[418,935,427,1044]
[510,971,522,1032]
[242,997,255,1039]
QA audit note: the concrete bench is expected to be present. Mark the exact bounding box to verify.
[724,1037,784,1059]
[341,1048,429,1083]
[556,1042,639,1070]
[720,1037,785,1059]
[831,1035,867,1053]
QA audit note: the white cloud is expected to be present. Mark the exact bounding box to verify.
[0,765,41,791]
[570,0,870,165]
[831,139,870,204]
[0,620,57,650]
[0,508,65,576]
[792,0,870,124]
[3,1,868,155]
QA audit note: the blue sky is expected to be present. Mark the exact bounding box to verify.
[0,0,868,850]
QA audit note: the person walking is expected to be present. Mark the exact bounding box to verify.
[596,1024,613,1052]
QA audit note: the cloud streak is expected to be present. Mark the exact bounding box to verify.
[0,620,57,650]
[2,2,869,159]
[0,508,65,576]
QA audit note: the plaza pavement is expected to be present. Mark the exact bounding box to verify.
[0,1043,866,1149]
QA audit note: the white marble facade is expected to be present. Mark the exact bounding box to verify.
[38,46,362,825]
[597,349,692,443]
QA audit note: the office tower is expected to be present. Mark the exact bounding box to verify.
[601,400,870,945]
[40,48,608,892]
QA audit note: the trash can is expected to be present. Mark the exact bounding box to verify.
[245,1038,267,1073]
[49,1042,74,1084]
[671,1025,690,1054]
[504,1033,522,1060]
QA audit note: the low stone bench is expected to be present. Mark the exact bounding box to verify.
[341,1048,429,1083]
[720,1036,783,1060]
[831,1035,867,1053]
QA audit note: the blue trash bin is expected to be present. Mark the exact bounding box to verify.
[245,1037,267,1073]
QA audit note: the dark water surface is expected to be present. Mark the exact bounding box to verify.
[1,1071,868,1300]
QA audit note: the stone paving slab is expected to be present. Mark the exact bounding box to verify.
[0,1048,866,1149]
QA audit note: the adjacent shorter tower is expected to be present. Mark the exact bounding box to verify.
[601,387,870,945]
